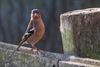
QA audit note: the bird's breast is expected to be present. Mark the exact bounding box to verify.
[35,22,45,37]
[27,19,45,45]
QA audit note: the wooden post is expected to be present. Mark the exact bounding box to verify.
[60,8,100,59]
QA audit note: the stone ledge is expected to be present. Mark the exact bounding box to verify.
[59,61,99,67]
[0,42,100,67]
[60,8,100,59]
[61,8,100,16]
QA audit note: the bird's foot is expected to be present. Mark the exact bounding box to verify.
[31,47,39,54]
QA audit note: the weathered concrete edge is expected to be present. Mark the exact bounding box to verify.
[59,61,99,67]
[0,42,62,67]
[0,42,64,60]
[69,57,100,66]
[0,42,100,67]
[61,8,100,16]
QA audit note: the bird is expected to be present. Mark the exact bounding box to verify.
[16,9,45,52]
[6,9,45,63]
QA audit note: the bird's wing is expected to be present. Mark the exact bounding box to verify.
[22,20,36,41]
[16,21,36,51]
[26,20,36,32]
[22,28,35,40]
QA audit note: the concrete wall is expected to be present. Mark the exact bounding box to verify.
[0,42,100,67]
[60,8,100,59]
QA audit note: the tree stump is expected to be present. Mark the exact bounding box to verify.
[60,8,100,59]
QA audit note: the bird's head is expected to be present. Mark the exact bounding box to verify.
[31,9,41,19]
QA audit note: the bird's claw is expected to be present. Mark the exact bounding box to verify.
[31,47,38,54]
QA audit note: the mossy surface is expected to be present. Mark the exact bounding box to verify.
[0,50,5,67]
[0,42,59,67]
[60,9,100,59]
[61,28,75,54]
[61,17,75,55]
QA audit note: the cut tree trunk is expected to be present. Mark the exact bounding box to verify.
[60,8,100,59]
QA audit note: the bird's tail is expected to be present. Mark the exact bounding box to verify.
[16,39,25,51]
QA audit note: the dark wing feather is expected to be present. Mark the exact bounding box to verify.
[26,20,36,32]
[17,20,36,51]
[22,20,36,40]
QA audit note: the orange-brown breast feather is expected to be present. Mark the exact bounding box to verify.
[26,17,45,46]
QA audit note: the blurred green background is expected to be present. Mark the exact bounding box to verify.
[0,0,100,53]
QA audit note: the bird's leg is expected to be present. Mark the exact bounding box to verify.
[31,46,39,54]
[31,46,43,54]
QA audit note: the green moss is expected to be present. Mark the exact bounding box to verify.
[91,53,100,59]
[80,45,100,59]
[61,26,75,54]
[20,53,29,64]
[0,50,5,67]
[86,52,100,59]
[19,53,45,67]
[0,50,4,61]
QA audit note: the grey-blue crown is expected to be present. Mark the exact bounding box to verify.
[31,9,39,14]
